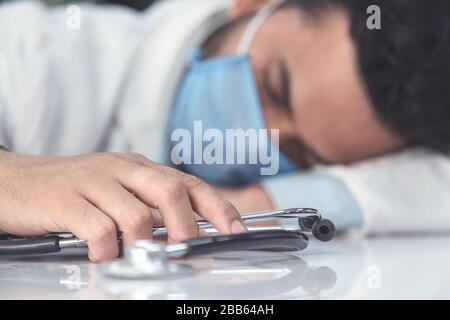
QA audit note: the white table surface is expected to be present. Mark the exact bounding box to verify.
[1,235,449,299]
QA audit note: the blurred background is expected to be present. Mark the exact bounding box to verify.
[0,0,156,10]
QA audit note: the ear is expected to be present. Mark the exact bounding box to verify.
[230,0,272,18]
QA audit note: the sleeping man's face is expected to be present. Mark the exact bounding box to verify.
[203,4,405,167]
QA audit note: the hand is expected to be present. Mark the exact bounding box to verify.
[0,151,246,262]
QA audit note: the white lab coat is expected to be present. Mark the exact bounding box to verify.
[0,0,449,235]
[0,0,229,159]
[320,149,450,235]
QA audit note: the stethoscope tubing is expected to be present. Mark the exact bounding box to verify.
[0,208,332,256]
[0,228,309,257]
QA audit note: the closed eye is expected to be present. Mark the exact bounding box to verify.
[279,57,293,115]
[261,57,293,115]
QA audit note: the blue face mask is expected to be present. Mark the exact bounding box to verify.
[168,0,296,187]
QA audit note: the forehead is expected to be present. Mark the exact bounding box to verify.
[270,8,360,85]
[265,7,373,118]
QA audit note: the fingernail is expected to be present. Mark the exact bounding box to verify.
[230,219,247,234]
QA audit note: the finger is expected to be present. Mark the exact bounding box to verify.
[151,209,164,226]
[180,174,247,234]
[118,164,199,242]
[199,230,210,237]
[166,229,210,245]
[120,154,247,235]
[80,179,154,248]
[61,197,119,262]
[145,166,246,234]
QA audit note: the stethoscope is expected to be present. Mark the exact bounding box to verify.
[97,208,335,279]
[0,208,335,279]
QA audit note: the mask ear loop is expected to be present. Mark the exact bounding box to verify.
[236,0,287,54]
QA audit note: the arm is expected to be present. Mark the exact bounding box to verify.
[216,184,274,213]
[0,3,247,262]
[220,148,450,235]
[218,172,362,231]
[0,1,142,156]
[317,148,450,234]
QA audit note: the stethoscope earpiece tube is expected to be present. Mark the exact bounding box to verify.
[311,219,336,242]
[0,236,61,256]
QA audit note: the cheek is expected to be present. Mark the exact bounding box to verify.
[291,83,404,163]
[261,101,292,133]
[290,84,342,152]
[259,89,298,141]
[289,78,366,162]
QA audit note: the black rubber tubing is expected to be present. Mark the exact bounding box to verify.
[184,230,309,257]
[0,236,61,255]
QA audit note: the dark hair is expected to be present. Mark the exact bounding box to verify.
[289,0,450,153]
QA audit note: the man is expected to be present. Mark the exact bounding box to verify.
[0,0,449,261]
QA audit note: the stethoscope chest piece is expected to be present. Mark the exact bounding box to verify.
[98,240,193,280]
